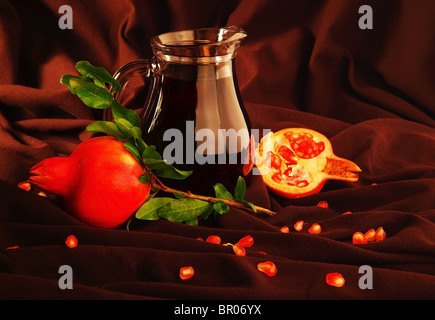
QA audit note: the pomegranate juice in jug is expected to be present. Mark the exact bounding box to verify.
[140,61,251,194]
[109,27,251,195]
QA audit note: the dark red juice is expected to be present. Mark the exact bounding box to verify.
[140,62,251,195]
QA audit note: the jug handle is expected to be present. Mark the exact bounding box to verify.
[103,59,160,124]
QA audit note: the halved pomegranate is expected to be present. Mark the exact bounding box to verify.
[255,128,361,199]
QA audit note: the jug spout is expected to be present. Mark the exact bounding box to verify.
[220,26,247,44]
[151,26,247,64]
[216,25,247,56]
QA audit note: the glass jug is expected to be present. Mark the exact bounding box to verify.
[105,26,251,194]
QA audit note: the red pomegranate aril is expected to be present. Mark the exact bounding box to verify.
[308,223,321,234]
[364,228,376,242]
[296,180,309,188]
[235,235,254,248]
[232,245,246,256]
[278,145,296,163]
[285,131,325,159]
[375,227,386,241]
[283,167,293,177]
[272,173,283,183]
[18,181,31,191]
[65,235,78,248]
[294,220,304,231]
[316,201,329,209]
[352,232,367,244]
[179,266,195,280]
[270,152,282,169]
[326,272,345,288]
[257,261,277,277]
[280,226,290,233]
[206,235,221,245]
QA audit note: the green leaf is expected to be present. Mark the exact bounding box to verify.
[111,100,141,127]
[69,77,114,109]
[75,60,121,93]
[130,126,147,153]
[138,173,150,184]
[114,118,134,138]
[213,201,230,215]
[234,176,246,200]
[173,192,186,199]
[85,120,125,137]
[130,126,142,140]
[142,145,162,160]
[124,141,142,163]
[112,114,145,154]
[141,146,165,169]
[184,217,198,226]
[143,158,167,170]
[158,198,212,222]
[60,74,74,90]
[135,197,174,220]
[213,183,234,200]
[154,165,192,180]
[237,199,257,213]
[142,145,191,177]
[199,204,214,220]
[60,74,88,94]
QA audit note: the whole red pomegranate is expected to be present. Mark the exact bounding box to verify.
[29,136,151,228]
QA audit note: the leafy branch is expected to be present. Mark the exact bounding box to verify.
[60,61,275,226]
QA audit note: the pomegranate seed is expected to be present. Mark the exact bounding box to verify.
[293,220,304,231]
[326,272,345,287]
[352,231,367,244]
[18,181,31,191]
[257,251,267,255]
[308,223,321,234]
[257,261,277,277]
[196,237,204,241]
[65,235,78,248]
[37,191,47,197]
[232,245,246,256]
[235,235,254,248]
[6,245,20,250]
[280,226,290,233]
[317,201,329,209]
[206,235,221,245]
[364,228,376,242]
[375,227,386,241]
[179,266,195,280]
[342,211,352,215]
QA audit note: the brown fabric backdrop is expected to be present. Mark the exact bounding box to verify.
[1,0,434,301]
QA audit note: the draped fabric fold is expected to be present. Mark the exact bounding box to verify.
[0,0,434,299]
